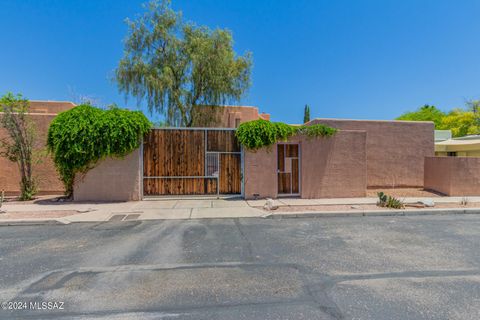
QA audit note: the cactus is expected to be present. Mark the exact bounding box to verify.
[377,191,404,209]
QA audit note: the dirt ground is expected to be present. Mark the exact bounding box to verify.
[366,188,443,198]
[265,202,480,213]
[2,194,67,204]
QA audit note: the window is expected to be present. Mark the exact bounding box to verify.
[206,153,219,177]
[447,152,457,157]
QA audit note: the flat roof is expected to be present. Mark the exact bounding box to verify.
[307,118,434,124]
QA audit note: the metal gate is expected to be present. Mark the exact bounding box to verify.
[142,128,242,197]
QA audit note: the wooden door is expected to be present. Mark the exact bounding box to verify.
[277,144,300,195]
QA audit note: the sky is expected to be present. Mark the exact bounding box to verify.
[1,0,480,124]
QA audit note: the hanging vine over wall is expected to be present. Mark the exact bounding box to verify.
[235,119,337,150]
[47,104,151,197]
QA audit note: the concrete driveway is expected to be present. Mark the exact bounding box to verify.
[0,214,480,319]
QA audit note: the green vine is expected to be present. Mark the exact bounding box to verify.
[235,119,337,150]
[47,104,151,197]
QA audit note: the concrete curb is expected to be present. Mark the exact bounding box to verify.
[263,208,480,219]
[1,208,480,225]
[0,219,68,226]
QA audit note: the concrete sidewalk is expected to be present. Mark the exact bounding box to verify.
[1,196,480,225]
[0,198,264,224]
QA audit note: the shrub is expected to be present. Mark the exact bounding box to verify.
[235,119,337,150]
[47,104,151,197]
[297,124,337,138]
[377,192,404,209]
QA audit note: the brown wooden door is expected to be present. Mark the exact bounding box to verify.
[277,144,300,195]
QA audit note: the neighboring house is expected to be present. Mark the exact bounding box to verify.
[0,101,75,195]
[28,100,76,114]
[192,105,270,128]
[436,134,480,157]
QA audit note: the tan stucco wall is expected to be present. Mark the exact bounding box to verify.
[298,131,367,198]
[0,113,65,195]
[243,130,367,199]
[73,148,142,201]
[424,157,452,195]
[307,119,434,188]
[244,146,278,199]
[424,156,480,196]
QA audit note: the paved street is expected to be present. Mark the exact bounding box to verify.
[0,215,479,319]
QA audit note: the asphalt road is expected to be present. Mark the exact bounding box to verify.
[0,214,479,319]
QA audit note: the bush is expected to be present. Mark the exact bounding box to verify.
[235,119,337,150]
[47,104,151,197]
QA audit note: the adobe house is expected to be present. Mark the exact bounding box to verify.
[191,105,270,128]
[0,101,75,195]
[6,101,478,201]
[74,106,437,201]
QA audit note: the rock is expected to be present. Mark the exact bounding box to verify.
[419,199,435,207]
[263,198,279,211]
[351,205,361,209]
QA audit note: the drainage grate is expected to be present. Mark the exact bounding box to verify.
[108,214,140,222]
[124,214,140,221]
[108,215,126,222]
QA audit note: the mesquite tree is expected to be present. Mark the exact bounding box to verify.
[0,93,37,200]
[116,0,252,126]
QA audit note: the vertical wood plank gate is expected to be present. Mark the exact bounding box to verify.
[143,128,242,196]
[277,143,300,195]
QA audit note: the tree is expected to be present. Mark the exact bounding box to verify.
[396,104,445,128]
[438,109,480,137]
[303,104,310,123]
[0,93,37,200]
[115,0,252,127]
[466,99,480,127]
[396,102,480,137]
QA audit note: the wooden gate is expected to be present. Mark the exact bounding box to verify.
[143,128,242,196]
[277,143,300,195]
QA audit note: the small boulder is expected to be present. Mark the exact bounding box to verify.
[263,198,279,211]
[419,199,435,207]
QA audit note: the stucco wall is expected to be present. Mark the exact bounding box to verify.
[73,148,142,201]
[424,156,480,196]
[0,113,64,195]
[298,131,367,198]
[244,146,278,199]
[424,157,452,195]
[244,130,367,199]
[307,119,434,188]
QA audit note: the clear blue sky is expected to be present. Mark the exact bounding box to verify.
[1,0,480,123]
